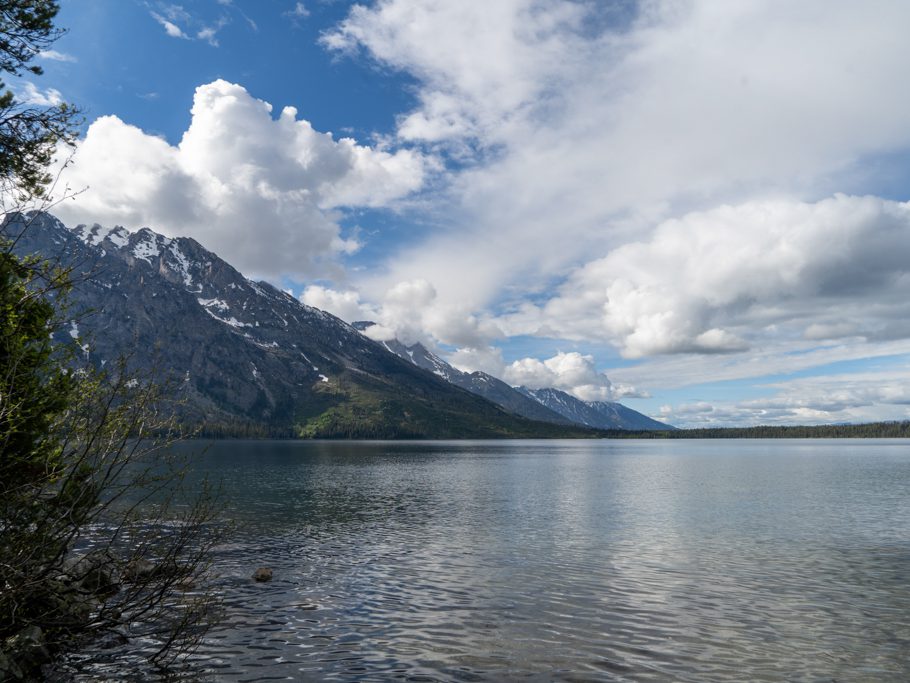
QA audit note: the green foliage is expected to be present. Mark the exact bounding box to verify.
[0,0,61,76]
[0,0,79,200]
[0,245,72,487]
[0,246,77,668]
[293,373,603,439]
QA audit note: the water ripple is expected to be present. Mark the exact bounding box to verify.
[70,439,910,682]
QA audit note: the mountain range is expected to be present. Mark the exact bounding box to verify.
[358,328,672,431]
[5,212,671,438]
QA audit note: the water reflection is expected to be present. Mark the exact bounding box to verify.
[75,439,910,681]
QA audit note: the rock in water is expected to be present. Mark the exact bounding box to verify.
[123,559,157,582]
[252,567,273,582]
[65,552,119,596]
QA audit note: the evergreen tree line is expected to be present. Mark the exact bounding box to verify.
[597,421,910,439]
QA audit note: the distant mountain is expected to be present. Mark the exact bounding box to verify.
[5,212,601,439]
[518,387,674,431]
[355,325,671,431]
[351,326,574,426]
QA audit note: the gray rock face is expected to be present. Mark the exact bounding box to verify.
[14,214,334,429]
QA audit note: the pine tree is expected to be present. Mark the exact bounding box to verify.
[0,0,77,199]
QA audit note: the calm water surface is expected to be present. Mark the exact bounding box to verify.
[128,440,910,681]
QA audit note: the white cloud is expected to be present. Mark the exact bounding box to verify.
[286,3,309,20]
[52,80,425,279]
[151,11,189,39]
[447,345,506,377]
[660,366,910,427]
[39,49,76,63]
[197,17,229,46]
[327,0,910,336]
[18,82,63,106]
[303,278,502,349]
[301,285,376,323]
[501,351,616,401]
[303,189,910,409]
[302,281,647,402]
[449,348,640,402]
[322,0,586,145]
[508,195,910,358]
[35,1,910,424]
[369,278,501,347]
[150,3,241,44]
[608,338,910,393]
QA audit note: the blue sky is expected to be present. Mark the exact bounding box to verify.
[21,0,910,427]
[50,1,412,142]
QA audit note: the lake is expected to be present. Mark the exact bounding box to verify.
[90,439,910,681]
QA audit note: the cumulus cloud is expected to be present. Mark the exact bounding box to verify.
[504,195,910,358]
[52,80,426,279]
[501,352,615,401]
[448,348,645,402]
[303,279,502,348]
[447,345,506,378]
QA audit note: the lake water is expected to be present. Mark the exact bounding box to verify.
[104,439,910,681]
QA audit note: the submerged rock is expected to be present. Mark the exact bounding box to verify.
[65,552,119,596]
[123,559,156,582]
[252,567,273,582]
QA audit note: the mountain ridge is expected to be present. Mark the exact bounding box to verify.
[352,323,671,431]
[5,212,603,439]
[517,386,674,431]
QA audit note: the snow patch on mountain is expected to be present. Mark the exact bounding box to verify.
[67,320,90,357]
[132,234,161,263]
[73,223,130,248]
[197,297,230,312]
[202,307,252,328]
[167,241,194,286]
